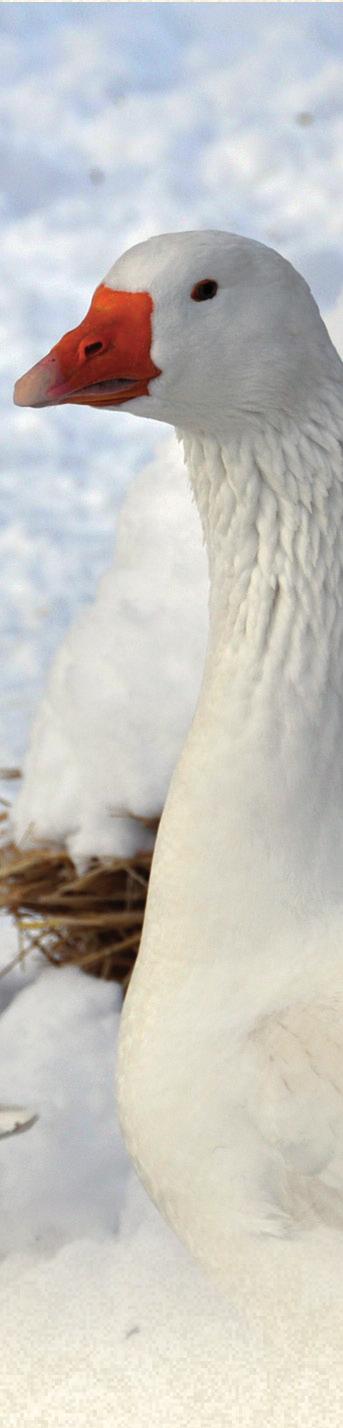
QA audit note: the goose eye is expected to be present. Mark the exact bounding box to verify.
[191,279,218,303]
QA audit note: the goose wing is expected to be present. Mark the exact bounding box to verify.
[247,1001,343,1227]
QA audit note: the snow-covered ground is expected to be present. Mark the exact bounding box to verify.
[2,5,343,1424]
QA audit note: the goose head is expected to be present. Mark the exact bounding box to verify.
[14,230,341,448]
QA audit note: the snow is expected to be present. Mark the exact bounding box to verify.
[12,435,208,861]
[2,4,343,1424]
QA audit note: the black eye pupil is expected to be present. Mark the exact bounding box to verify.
[191,279,218,303]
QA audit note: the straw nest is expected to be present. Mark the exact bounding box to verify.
[0,774,159,991]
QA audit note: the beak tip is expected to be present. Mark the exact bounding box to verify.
[13,356,57,409]
[13,378,26,407]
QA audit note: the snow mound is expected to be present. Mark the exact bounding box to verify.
[0,961,125,1256]
[12,435,208,862]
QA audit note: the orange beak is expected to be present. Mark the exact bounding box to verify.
[14,284,161,409]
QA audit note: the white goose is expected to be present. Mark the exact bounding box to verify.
[14,231,343,1289]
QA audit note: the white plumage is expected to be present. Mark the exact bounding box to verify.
[15,230,343,1293]
[112,233,343,1282]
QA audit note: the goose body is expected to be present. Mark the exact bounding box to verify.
[14,231,343,1287]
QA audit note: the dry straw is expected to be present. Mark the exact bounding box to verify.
[0,777,158,990]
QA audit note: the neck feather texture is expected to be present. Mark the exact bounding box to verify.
[179,397,343,759]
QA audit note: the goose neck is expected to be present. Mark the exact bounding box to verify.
[180,412,343,754]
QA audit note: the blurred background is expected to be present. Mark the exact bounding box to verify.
[1,1,343,764]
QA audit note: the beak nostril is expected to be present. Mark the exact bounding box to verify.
[79,339,105,360]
